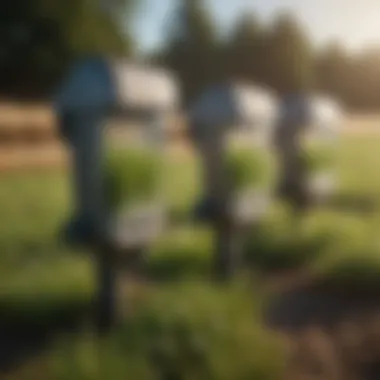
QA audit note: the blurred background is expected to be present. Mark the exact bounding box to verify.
[1,1,380,379]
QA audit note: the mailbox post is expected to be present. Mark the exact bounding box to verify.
[54,57,178,332]
[188,82,278,280]
[274,93,342,212]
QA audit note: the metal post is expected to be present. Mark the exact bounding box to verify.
[213,218,243,281]
[274,94,311,213]
[96,244,117,335]
[196,128,242,280]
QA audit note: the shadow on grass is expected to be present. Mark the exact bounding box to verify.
[146,238,212,283]
[265,276,380,332]
[324,192,379,214]
[265,243,380,331]
[0,296,93,373]
[245,224,333,274]
[146,255,212,282]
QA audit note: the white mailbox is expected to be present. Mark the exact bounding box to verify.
[306,95,342,199]
[189,82,278,225]
[55,57,179,249]
[275,93,343,207]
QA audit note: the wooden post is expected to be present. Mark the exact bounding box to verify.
[96,244,117,334]
[274,94,311,213]
[193,125,242,280]
[55,57,179,336]
[214,218,244,281]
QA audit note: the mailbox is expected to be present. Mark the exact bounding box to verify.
[54,56,179,332]
[188,82,278,278]
[275,93,342,209]
[189,82,278,225]
[304,95,342,202]
[54,57,179,249]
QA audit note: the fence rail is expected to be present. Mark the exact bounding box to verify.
[0,102,376,173]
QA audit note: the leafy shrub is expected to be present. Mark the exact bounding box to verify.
[147,227,213,280]
[51,283,286,380]
[301,143,335,173]
[310,216,380,290]
[162,155,201,222]
[246,213,330,273]
[226,148,273,192]
[103,148,161,211]
[317,255,380,289]
[0,256,93,327]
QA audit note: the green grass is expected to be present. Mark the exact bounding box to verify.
[246,135,380,276]
[104,148,161,211]
[1,135,380,318]
[226,147,274,191]
[147,226,213,281]
[301,141,336,173]
[0,170,93,326]
[10,283,286,380]
[1,132,380,378]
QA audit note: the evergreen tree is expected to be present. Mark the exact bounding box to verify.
[225,13,264,83]
[316,42,350,98]
[162,0,220,106]
[0,0,136,97]
[263,12,314,95]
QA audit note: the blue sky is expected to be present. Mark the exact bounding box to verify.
[132,0,380,52]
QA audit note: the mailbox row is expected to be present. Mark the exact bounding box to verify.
[55,56,342,252]
[54,56,343,330]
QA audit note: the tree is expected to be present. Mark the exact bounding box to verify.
[0,0,136,98]
[316,42,351,99]
[225,13,264,83]
[161,0,220,106]
[356,49,380,110]
[263,12,314,95]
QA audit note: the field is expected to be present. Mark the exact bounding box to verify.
[0,114,380,379]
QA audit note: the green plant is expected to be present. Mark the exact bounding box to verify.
[226,148,272,192]
[147,226,213,281]
[301,143,335,173]
[51,283,286,380]
[103,148,161,211]
[0,256,93,327]
[246,209,332,273]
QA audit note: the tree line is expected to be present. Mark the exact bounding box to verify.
[1,0,380,111]
[0,0,135,98]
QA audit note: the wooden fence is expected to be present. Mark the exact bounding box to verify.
[0,102,189,173]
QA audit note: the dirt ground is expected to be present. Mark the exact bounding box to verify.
[264,275,380,380]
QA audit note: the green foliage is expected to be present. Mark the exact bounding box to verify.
[317,256,380,290]
[51,284,286,380]
[301,144,336,173]
[226,148,272,191]
[316,42,350,100]
[0,256,93,327]
[147,227,213,280]
[225,13,264,82]
[262,12,314,94]
[246,208,332,273]
[162,154,201,222]
[309,211,380,288]
[104,148,161,210]
[2,134,380,380]
[162,0,220,105]
[0,0,136,96]
[0,171,93,327]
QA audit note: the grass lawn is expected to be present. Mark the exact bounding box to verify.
[1,130,380,378]
[1,134,380,319]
